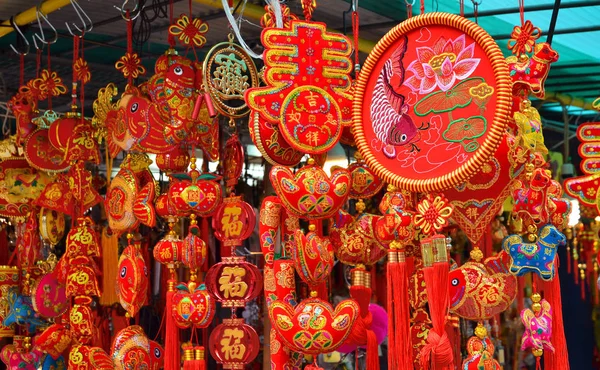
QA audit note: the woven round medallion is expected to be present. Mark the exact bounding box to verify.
[353,13,511,192]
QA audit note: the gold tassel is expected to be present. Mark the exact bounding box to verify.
[99,227,120,305]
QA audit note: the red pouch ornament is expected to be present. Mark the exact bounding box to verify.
[0,157,51,219]
[353,13,511,193]
[111,325,152,370]
[68,161,103,214]
[172,284,215,329]
[269,297,359,355]
[63,120,101,164]
[449,251,517,320]
[330,210,388,266]
[68,345,113,370]
[116,240,149,317]
[69,303,96,344]
[246,20,353,154]
[270,159,351,220]
[36,323,71,359]
[24,129,70,173]
[35,175,75,216]
[293,225,334,286]
[31,272,68,319]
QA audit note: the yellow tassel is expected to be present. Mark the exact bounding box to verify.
[99,227,120,305]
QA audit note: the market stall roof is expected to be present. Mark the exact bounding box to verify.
[0,0,598,164]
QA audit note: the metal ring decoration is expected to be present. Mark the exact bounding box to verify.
[352,12,511,193]
[203,40,259,118]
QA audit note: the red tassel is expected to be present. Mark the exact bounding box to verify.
[349,281,379,370]
[164,278,180,370]
[517,276,525,314]
[386,256,396,370]
[581,274,586,300]
[567,247,572,274]
[539,262,569,370]
[392,249,412,370]
[195,346,206,370]
[420,236,453,370]
[574,257,579,284]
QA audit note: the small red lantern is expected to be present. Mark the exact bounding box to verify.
[208,318,260,369]
[156,146,190,173]
[205,256,262,308]
[330,210,388,266]
[48,115,78,152]
[222,134,244,189]
[212,196,255,247]
[153,229,182,266]
[155,193,176,219]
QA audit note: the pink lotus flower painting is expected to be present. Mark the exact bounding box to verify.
[405,35,481,94]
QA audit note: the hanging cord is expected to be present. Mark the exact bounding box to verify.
[352,7,360,78]
[471,0,481,24]
[420,0,424,14]
[47,45,52,110]
[519,0,525,26]
[71,37,80,109]
[168,0,176,47]
[19,55,24,87]
[127,10,134,86]
[546,0,561,46]
[80,38,85,123]
[459,0,464,17]
[36,49,42,79]
[222,0,281,59]
[405,0,415,18]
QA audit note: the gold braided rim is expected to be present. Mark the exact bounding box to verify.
[352,12,512,193]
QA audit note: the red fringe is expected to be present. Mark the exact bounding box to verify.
[348,285,379,370]
[387,257,412,370]
[420,262,453,370]
[567,247,572,274]
[541,264,570,370]
[574,258,579,284]
[164,283,180,370]
[386,262,396,370]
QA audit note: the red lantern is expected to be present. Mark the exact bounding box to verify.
[153,230,182,266]
[208,318,260,369]
[155,193,176,219]
[222,134,244,188]
[49,116,78,152]
[156,146,190,173]
[205,257,262,308]
[212,196,255,247]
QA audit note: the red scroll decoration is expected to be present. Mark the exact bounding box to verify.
[565,122,600,212]
[246,20,354,155]
[353,13,511,192]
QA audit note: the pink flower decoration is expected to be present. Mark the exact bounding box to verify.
[405,35,481,94]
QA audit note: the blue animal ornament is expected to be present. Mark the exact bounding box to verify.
[41,354,66,370]
[502,224,566,280]
[4,288,47,333]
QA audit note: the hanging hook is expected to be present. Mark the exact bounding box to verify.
[9,17,30,56]
[342,0,357,34]
[32,2,58,50]
[114,0,143,21]
[65,0,93,37]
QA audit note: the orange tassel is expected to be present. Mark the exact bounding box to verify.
[420,236,453,370]
[541,264,570,370]
[99,228,120,305]
[164,277,180,370]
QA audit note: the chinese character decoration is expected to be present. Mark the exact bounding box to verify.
[462,324,501,370]
[208,317,260,369]
[248,110,304,167]
[565,122,600,213]
[520,293,554,364]
[203,34,259,119]
[246,20,353,155]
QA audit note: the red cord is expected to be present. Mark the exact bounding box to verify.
[127,11,133,86]
[47,45,52,109]
[473,1,479,23]
[460,0,465,17]
[420,0,425,14]
[80,38,85,123]
[352,11,359,75]
[519,0,525,26]
[406,1,413,18]
[72,37,80,108]
[169,0,176,47]
[36,49,42,78]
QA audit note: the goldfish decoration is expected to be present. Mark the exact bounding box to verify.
[116,240,149,318]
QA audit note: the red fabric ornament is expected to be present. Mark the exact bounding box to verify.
[448,252,517,320]
[353,13,512,193]
[35,175,76,216]
[111,325,152,370]
[270,162,351,220]
[330,210,388,266]
[68,161,103,215]
[269,297,359,355]
[182,218,207,270]
[565,122,600,212]
[48,116,78,152]
[0,266,19,338]
[249,110,303,167]
[69,304,96,344]
[31,273,68,319]
[293,225,334,287]
[24,129,70,173]
[246,20,353,154]
[172,286,215,329]
[223,134,244,188]
[506,43,558,99]
[168,173,223,217]
[205,256,262,308]
[63,121,101,164]
[68,345,113,369]
[8,90,37,145]
[156,146,190,173]
[344,161,384,199]
[0,157,50,219]
[36,323,71,359]
[116,242,149,317]
[208,318,260,368]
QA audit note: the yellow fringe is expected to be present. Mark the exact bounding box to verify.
[99,227,120,306]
